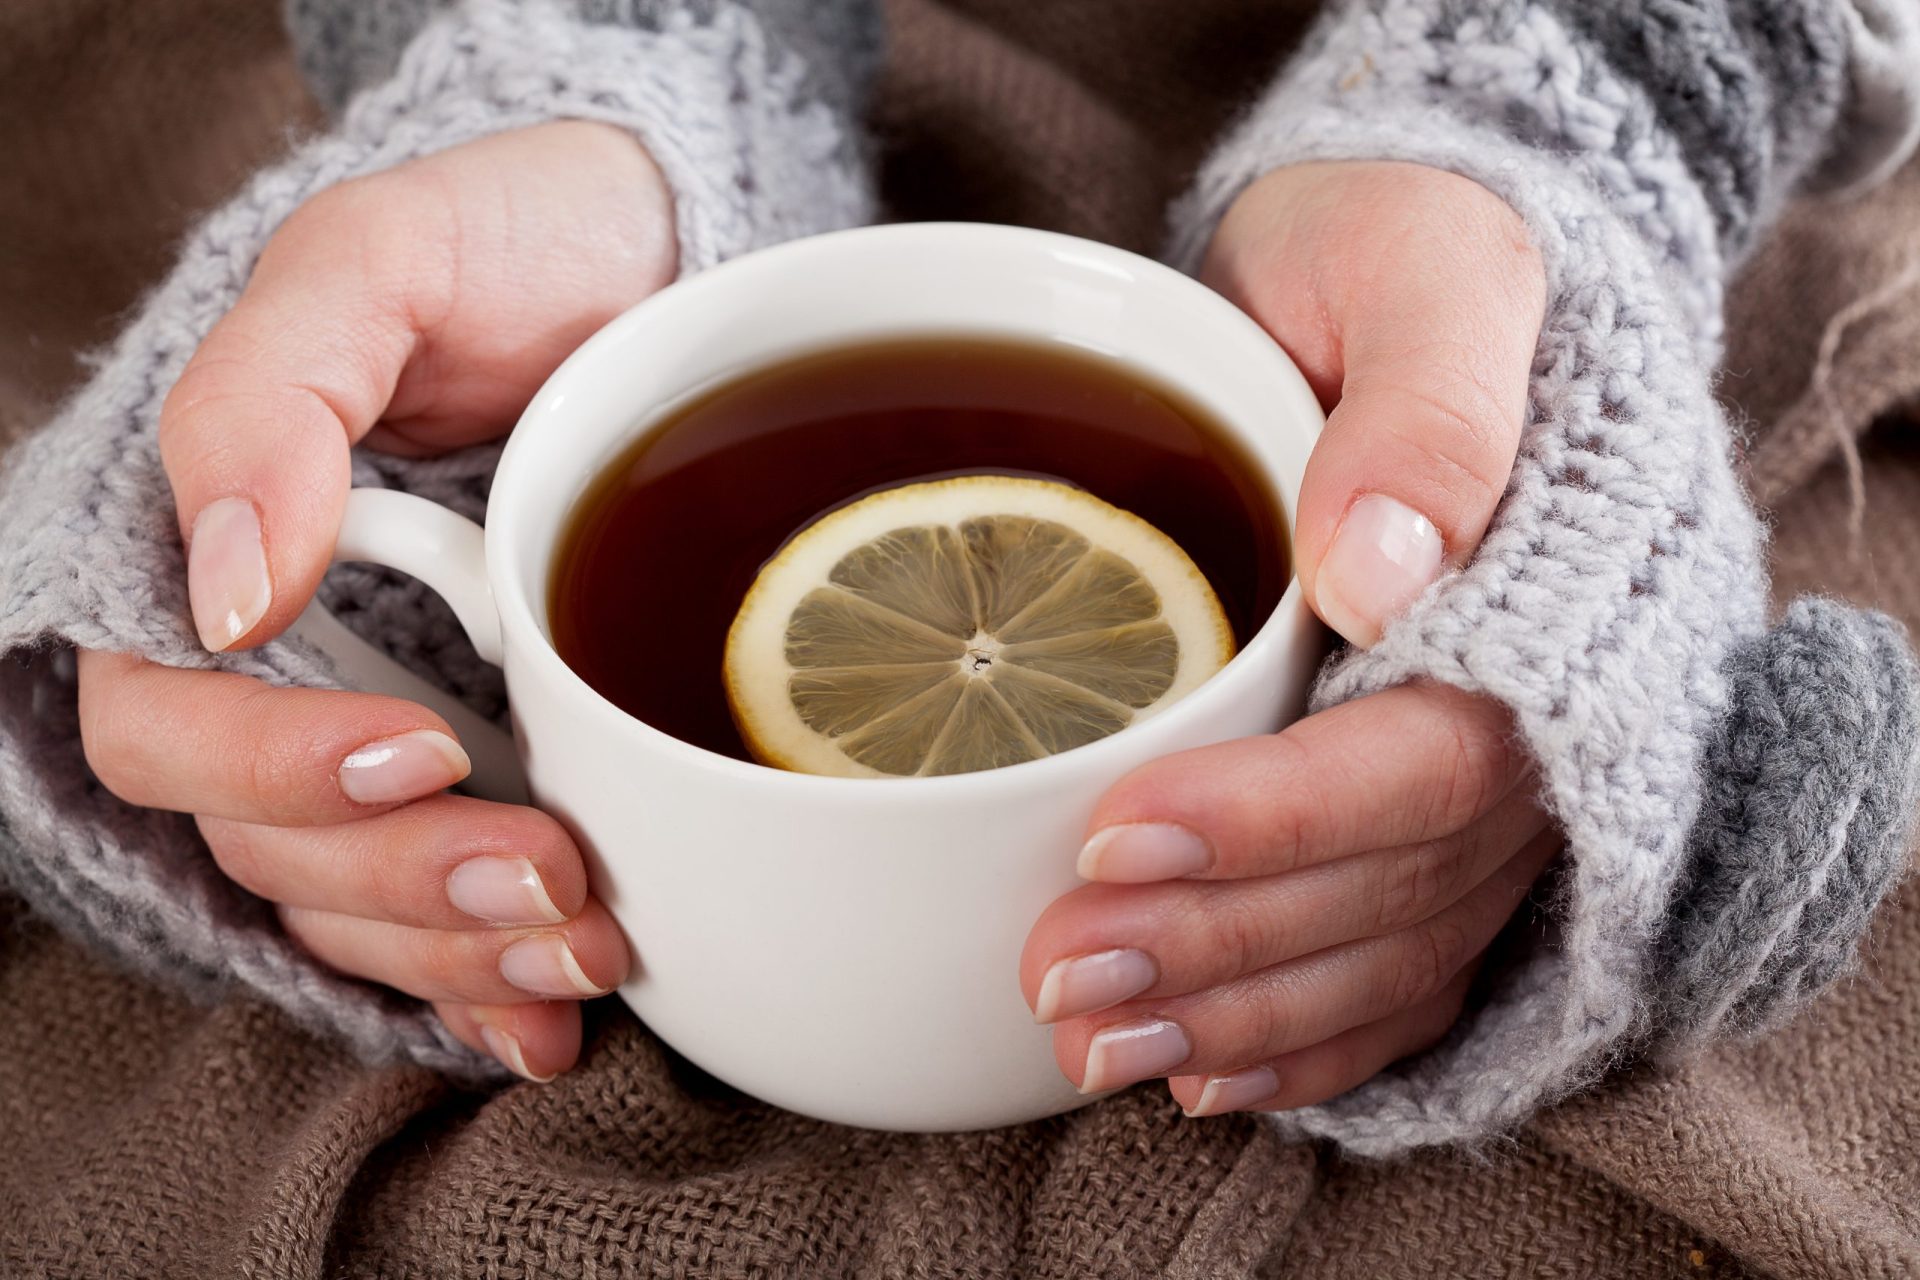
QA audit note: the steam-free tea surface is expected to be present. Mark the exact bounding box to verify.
[550,337,1288,761]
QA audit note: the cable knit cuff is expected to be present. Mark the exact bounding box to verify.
[1659,600,1920,1047]
[315,0,873,272]
[1166,1,1920,1155]
[1812,0,1920,192]
[0,0,872,1078]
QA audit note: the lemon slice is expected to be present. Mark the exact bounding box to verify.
[724,475,1234,778]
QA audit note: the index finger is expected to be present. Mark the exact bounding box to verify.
[1077,682,1527,882]
[78,650,468,827]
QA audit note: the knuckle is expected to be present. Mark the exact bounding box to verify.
[1426,706,1518,831]
[1394,375,1514,506]
[414,929,474,997]
[1422,363,1510,455]
[233,691,348,822]
[1389,918,1470,1012]
[244,744,325,824]
[1210,891,1283,983]
[1336,369,1514,532]
[198,818,271,898]
[1231,969,1302,1060]
[358,841,424,924]
[1243,734,1335,872]
[1370,844,1453,935]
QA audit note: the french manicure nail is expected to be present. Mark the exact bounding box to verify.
[1034,948,1158,1023]
[1077,823,1212,882]
[338,729,471,805]
[1315,493,1444,648]
[448,856,565,926]
[499,934,605,998]
[1184,1065,1280,1117]
[480,1025,556,1083]
[187,497,272,652]
[1080,1017,1192,1093]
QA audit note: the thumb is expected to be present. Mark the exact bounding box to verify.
[158,123,676,655]
[1206,163,1545,648]
[157,181,419,653]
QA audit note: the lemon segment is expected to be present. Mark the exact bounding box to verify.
[724,475,1234,778]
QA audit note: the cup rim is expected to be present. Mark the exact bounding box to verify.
[486,222,1324,794]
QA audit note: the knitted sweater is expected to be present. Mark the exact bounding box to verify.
[1165,0,1920,1153]
[0,0,1915,1154]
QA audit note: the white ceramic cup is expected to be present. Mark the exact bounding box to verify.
[306,222,1327,1131]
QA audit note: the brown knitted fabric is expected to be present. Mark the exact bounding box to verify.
[0,0,320,442]
[4,1,1920,1277]
[1730,164,1920,507]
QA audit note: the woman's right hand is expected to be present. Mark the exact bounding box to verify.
[75,121,679,1081]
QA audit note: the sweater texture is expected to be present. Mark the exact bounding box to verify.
[0,0,876,1079]
[1164,0,1920,1152]
[0,0,1914,1151]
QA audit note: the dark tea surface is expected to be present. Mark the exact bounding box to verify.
[549,337,1288,760]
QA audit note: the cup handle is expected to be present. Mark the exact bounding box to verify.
[286,488,528,804]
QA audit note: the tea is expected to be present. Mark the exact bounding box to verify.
[549,336,1289,761]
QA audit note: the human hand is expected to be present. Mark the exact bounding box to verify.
[1022,161,1556,1114]
[77,122,678,1081]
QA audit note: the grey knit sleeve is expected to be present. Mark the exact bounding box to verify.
[284,0,882,269]
[0,0,876,1076]
[1165,1,1920,1155]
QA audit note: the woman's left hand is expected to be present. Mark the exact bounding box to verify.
[1023,681,1554,1115]
[1022,160,1558,1114]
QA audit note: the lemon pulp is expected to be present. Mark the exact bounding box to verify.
[723,475,1234,777]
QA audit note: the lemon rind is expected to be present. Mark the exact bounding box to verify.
[724,475,1234,777]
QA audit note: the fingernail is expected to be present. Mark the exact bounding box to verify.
[1077,823,1212,882]
[1184,1065,1280,1117]
[1034,948,1158,1023]
[187,497,272,652]
[1316,493,1444,648]
[1080,1016,1192,1093]
[499,934,606,998]
[338,730,471,805]
[448,856,566,926]
[480,1025,556,1083]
